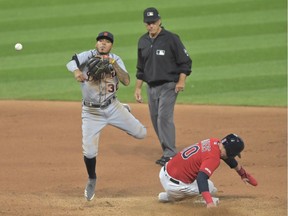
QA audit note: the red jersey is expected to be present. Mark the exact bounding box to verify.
[166,138,221,184]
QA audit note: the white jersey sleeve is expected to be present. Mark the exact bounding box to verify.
[66,50,96,72]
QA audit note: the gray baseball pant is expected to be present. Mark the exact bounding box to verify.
[147,82,178,157]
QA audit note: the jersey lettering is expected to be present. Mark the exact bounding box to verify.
[104,70,116,78]
[181,144,200,159]
[107,83,115,93]
[110,70,116,77]
[201,139,211,152]
[102,72,119,93]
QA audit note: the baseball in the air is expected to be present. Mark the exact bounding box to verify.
[14,43,23,51]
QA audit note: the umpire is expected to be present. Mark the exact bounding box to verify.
[134,7,192,166]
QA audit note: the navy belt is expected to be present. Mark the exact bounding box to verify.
[83,96,116,109]
[164,166,180,185]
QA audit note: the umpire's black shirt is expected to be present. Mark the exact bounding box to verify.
[136,28,192,86]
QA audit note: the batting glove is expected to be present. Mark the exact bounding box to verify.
[237,166,258,186]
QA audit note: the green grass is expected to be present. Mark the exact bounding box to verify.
[0,0,286,106]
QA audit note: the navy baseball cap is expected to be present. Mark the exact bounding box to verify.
[221,134,244,158]
[143,7,161,23]
[96,31,114,43]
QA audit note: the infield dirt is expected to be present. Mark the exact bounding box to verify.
[0,101,286,216]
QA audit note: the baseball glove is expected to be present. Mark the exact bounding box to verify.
[86,56,112,81]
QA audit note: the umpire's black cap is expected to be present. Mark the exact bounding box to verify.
[96,31,114,43]
[143,7,161,23]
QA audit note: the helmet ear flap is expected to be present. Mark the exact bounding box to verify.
[221,134,244,158]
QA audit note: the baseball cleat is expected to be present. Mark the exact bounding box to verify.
[122,103,131,112]
[211,186,218,195]
[212,197,220,205]
[84,178,96,201]
[155,156,172,166]
[158,192,171,202]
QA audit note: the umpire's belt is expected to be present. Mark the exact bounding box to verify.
[83,96,116,109]
[164,166,180,185]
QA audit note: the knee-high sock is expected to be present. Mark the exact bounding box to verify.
[84,156,96,179]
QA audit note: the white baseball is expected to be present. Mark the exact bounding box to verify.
[15,43,23,51]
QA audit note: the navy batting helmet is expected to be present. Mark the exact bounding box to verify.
[221,134,244,158]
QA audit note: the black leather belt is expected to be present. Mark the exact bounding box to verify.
[164,166,179,185]
[83,96,116,109]
[169,178,180,185]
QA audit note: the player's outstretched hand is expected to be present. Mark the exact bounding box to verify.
[206,197,219,208]
[237,167,258,186]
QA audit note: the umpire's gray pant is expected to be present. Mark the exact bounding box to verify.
[147,82,178,157]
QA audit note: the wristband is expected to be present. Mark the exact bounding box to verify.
[111,59,115,64]
[201,191,213,204]
[237,166,246,177]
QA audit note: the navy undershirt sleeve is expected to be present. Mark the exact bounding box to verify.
[196,171,210,193]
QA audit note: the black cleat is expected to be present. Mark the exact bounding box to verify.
[155,156,172,166]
